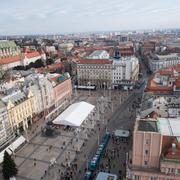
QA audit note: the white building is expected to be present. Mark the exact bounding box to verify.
[112,56,139,89]
[87,50,110,59]
[59,43,74,52]
[148,53,180,72]
[23,73,55,114]
[140,95,180,118]
[22,51,46,66]
[0,101,14,149]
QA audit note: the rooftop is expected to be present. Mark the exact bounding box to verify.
[138,120,159,132]
[156,53,179,60]
[89,50,108,57]
[1,90,27,105]
[78,59,113,64]
[0,40,18,49]
[0,55,21,65]
[158,117,180,137]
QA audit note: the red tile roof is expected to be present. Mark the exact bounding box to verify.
[175,80,180,87]
[173,66,180,73]
[158,69,173,76]
[25,51,41,58]
[0,55,21,65]
[163,138,180,160]
[36,63,63,73]
[78,59,113,64]
[145,77,173,93]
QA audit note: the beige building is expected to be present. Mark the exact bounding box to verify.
[77,59,113,88]
[128,118,180,180]
[2,90,34,134]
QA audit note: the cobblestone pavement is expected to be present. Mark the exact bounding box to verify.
[1,89,134,180]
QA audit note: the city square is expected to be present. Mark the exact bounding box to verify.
[8,88,134,180]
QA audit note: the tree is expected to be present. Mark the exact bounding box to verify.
[33,59,45,68]
[46,58,54,65]
[2,151,18,179]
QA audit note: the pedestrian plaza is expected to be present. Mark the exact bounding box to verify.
[9,89,131,180]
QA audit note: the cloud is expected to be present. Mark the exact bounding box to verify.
[0,0,180,34]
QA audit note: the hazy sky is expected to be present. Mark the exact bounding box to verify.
[0,0,180,35]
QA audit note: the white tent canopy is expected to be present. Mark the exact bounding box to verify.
[53,101,95,127]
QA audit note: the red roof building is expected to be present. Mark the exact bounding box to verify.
[0,55,21,65]
[78,59,113,64]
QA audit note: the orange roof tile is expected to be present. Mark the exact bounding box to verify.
[145,77,173,93]
[175,80,180,87]
[26,51,41,58]
[0,55,21,65]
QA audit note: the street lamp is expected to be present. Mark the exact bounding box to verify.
[108,85,111,102]
[103,82,106,97]
[24,126,29,143]
[100,96,104,113]
[87,81,91,96]
[75,85,77,97]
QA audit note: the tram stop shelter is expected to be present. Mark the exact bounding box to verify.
[113,129,130,138]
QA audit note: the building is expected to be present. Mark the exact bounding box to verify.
[77,56,139,89]
[0,40,21,70]
[146,64,180,95]
[77,59,113,88]
[140,41,156,55]
[112,56,139,89]
[59,43,74,52]
[127,117,180,180]
[148,53,180,72]
[50,73,72,108]
[0,40,46,70]
[0,100,14,150]
[21,48,46,66]
[87,50,110,59]
[1,90,34,134]
[140,95,180,119]
[111,44,134,58]
[22,72,72,114]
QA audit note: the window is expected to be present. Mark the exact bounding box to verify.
[150,177,157,180]
[144,161,148,166]
[171,168,175,173]
[135,175,141,180]
[145,150,148,155]
[146,139,150,145]
[177,169,180,174]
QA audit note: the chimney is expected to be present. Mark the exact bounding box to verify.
[172,143,176,155]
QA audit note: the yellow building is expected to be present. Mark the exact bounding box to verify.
[3,90,34,134]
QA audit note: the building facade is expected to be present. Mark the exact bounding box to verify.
[2,91,34,134]
[148,53,180,72]
[0,40,46,70]
[128,118,180,180]
[0,101,14,149]
[112,56,139,89]
[77,56,139,89]
[77,59,113,88]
